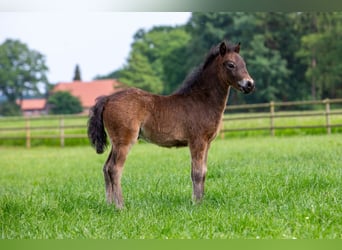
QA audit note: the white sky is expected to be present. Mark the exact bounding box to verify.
[0,12,191,83]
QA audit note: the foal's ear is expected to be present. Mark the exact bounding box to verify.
[234,42,241,53]
[219,41,227,56]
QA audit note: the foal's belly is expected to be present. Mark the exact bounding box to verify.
[138,124,188,148]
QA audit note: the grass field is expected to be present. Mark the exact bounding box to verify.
[0,135,341,239]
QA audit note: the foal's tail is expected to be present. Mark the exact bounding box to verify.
[87,96,108,154]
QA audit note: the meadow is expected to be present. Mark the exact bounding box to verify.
[0,135,341,239]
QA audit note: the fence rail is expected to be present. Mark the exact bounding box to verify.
[1,98,342,148]
[0,115,87,148]
[221,98,342,138]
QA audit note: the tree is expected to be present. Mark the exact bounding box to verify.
[252,13,306,102]
[105,26,190,94]
[296,13,342,100]
[94,69,121,80]
[0,101,21,116]
[48,91,83,114]
[0,39,49,115]
[119,51,163,93]
[96,12,342,103]
[244,34,290,103]
[130,26,191,94]
[183,12,290,103]
[184,13,236,71]
[73,64,82,81]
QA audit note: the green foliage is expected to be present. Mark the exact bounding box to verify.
[118,26,190,94]
[184,13,294,103]
[0,39,49,112]
[95,69,121,80]
[0,101,21,116]
[3,13,341,110]
[184,13,237,69]
[48,91,83,115]
[244,34,290,103]
[111,12,342,102]
[119,51,163,93]
[296,13,342,100]
[134,26,191,94]
[0,135,341,238]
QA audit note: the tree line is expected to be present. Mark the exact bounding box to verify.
[98,12,342,104]
[0,38,83,116]
[1,12,341,116]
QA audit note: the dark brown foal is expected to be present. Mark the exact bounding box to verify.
[88,41,254,209]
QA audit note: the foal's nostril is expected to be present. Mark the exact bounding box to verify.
[241,79,255,94]
[239,79,255,94]
[246,80,253,89]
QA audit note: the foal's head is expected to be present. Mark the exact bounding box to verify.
[216,41,255,94]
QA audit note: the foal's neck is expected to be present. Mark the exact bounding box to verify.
[173,63,230,115]
[195,67,230,112]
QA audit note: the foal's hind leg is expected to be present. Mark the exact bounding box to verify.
[103,149,115,203]
[103,144,132,209]
[110,144,131,209]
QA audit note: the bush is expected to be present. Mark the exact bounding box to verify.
[48,91,83,114]
[0,101,21,116]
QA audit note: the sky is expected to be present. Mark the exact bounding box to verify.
[0,12,191,83]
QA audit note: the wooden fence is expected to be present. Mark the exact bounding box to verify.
[0,98,342,148]
[0,115,87,148]
[221,98,342,138]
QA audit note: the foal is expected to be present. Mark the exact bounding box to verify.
[88,41,254,209]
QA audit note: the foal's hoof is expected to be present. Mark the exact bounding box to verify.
[106,198,124,211]
[192,196,204,205]
[115,205,124,211]
[114,200,125,210]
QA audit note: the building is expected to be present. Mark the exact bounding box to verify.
[52,79,124,114]
[18,98,48,116]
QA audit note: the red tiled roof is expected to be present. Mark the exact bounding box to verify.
[19,98,47,110]
[52,79,123,108]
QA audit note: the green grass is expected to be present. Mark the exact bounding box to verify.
[1,135,341,239]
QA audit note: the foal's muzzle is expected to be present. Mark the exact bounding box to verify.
[238,78,255,94]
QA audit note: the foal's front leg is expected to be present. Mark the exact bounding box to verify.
[189,141,210,203]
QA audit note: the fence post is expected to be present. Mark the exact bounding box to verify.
[25,117,31,149]
[324,98,331,135]
[220,119,225,139]
[270,101,275,136]
[60,117,65,147]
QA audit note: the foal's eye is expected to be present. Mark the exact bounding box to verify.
[225,61,236,70]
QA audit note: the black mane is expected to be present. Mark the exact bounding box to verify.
[174,41,236,95]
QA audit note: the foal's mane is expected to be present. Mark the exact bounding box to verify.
[174,41,236,95]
